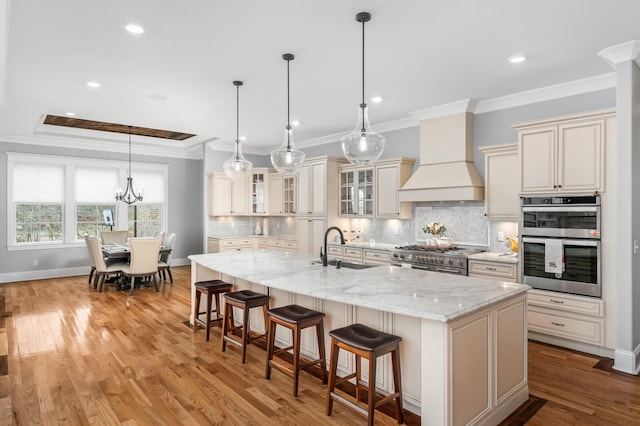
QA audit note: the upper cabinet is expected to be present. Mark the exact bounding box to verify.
[339,166,374,217]
[298,157,344,217]
[375,158,415,219]
[207,172,249,216]
[479,144,519,220]
[268,174,296,215]
[251,171,268,215]
[514,109,615,194]
[337,158,415,219]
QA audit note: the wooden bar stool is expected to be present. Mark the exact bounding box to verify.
[326,323,404,426]
[265,304,327,397]
[221,290,270,364]
[193,280,233,341]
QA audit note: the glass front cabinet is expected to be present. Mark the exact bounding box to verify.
[252,172,266,214]
[339,167,374,217]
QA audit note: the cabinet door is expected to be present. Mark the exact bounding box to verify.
[558,119,604,193]
[339,170,356,216]
[231,178,250,215]
[376,165,399,217]
[283,176,296,214]
[311,162,327,215]
[483,144,519,220]
[297,165,311,215]
[251,173,267,214]
[268,174,283,215]
[310,218,326,257]
[357,168,374,215]
[296,217,325,255]
[210,174,232,215]
[520,126,556,193]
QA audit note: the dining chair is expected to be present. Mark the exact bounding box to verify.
[100,230,129,245]
[120,237,163,295]
[157,232,176,284]
[83,235,97,287]
[85,236,128,292]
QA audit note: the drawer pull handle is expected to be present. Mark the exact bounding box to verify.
[549,299,565,304]
[486,267,497,271]
[551,322,565,327]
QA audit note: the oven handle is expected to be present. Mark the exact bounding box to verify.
[521,237,599,247]
[435,267,463,274]
[522,206,598,213]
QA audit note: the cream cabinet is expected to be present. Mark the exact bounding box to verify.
[514,109,615,194]
[250,171,268,215]
[468,259,518,283]
[207,237,255,253]
[338,166,374,217]
[527,289,605,346]
[479,144,519,220]
[257,236,297,252]
[268,175,296,215]
[298,161,326,216]
[207,172,249,216]
[363,248,391,265]
[296,217,326,255]
[374,158,414,219]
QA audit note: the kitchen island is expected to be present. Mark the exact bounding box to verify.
[188,249,530,426]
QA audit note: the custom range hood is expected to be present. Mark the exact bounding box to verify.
[398,110,484,202]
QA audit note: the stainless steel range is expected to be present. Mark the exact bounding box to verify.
[391,245,485,276]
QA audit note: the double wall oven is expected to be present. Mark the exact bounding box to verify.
[520,194,601,298]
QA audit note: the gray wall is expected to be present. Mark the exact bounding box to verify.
[0,141,204,278]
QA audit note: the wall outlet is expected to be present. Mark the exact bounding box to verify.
[497,232,505,242]
[33,259,38,267]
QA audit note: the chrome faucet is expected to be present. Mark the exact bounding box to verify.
[320,226,345,266]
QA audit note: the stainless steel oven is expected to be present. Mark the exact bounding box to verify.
[520,194,601,298]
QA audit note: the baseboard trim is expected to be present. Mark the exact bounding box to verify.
[0,257,190,284]
[613,344,640,375]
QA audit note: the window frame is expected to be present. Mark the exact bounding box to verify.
[6,152,169,250]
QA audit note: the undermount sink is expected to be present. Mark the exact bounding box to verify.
[312,260,378,270]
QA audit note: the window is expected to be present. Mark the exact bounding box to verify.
[12,162,65,245]
[128,204,162,237]
[6,153,168,249]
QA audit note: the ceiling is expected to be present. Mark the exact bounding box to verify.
[1,0,639,158]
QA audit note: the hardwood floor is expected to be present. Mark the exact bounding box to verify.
[0,266,638,425]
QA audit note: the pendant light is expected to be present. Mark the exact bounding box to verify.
[115,126,144,204]
[341,11,385,165]
[223,80,253,181]
[270,53,305,175]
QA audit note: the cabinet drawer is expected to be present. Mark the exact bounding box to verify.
[282,241,296,250]
[221,240,238,248]
[468,260,517,280]
[344,248,363,257]
[528,289,603,317]
[528,308,604,345]
[238,238,254,247]
[257,238,270,247]
[328,246,344,256]
[364,249,390,263]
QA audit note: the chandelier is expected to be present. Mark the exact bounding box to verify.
[115,126,143,204]
[341,11,385,165]
[223,80,253,180]
[270,53,305,175]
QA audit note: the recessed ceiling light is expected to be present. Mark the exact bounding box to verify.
[508,55,526,64]
[65,112,76,116]
[125,23,144,34]
[291,120,300,127]
[86,81,101,88]
[371,96,383,103]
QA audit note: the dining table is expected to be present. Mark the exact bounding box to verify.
[102,243,171,261]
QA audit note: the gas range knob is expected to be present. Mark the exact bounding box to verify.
[448,259,454,265]
[459,260,465,266]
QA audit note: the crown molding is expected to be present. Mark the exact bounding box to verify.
[409,99,477,120]
[598,40,640,69]
[474,73,616,114]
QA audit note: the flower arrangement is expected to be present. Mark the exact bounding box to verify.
[423,222,446,236]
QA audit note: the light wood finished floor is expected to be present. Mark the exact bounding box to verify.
[0,266,638,425]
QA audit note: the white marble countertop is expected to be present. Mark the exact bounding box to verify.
[327,241,396,251]
[467,251,519,264]
[208,234,297,240]
[189,249,529,323]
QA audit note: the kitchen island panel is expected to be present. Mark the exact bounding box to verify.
[189,251,529,425]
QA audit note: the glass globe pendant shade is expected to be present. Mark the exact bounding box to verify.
[223,139,252,181]
[341,104,385,165]
[271,126,305,176]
